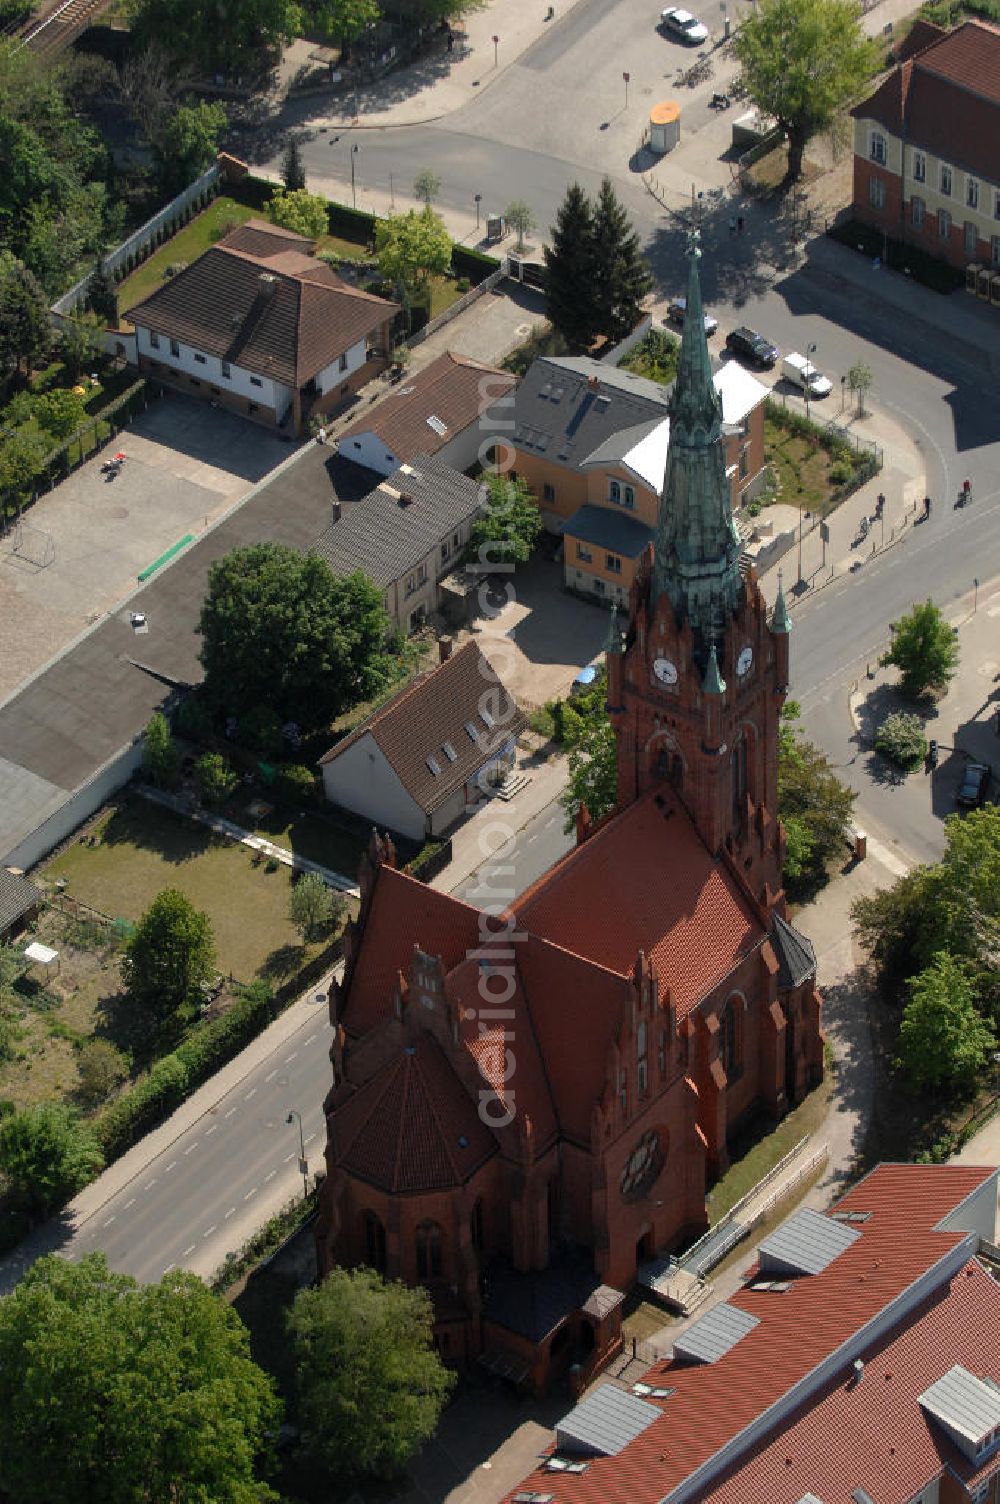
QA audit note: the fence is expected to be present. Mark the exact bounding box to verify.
[407,264,507,349]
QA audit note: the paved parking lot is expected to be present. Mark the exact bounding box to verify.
[0,394,292,704]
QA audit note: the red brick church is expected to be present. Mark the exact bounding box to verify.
[315,236,823,1390]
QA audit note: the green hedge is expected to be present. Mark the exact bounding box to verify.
[227,173,276,211]
[327,201,377,243]
[451,244,501,284]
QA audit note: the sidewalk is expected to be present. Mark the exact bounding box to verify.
[430,751,570,894]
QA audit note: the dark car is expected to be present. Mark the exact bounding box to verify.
[956,761,991,808]
[667,297,718,335]
[726,326,780,367]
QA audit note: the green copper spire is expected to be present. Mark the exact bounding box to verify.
[652,230,744,660]
[605,600,623,655]
[772,569,791,634]
[702,641,726,696]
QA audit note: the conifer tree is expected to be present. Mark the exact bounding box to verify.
[543,182,598,353]
[281,134,307,191]
[591,177,653,343]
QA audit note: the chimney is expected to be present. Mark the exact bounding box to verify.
[588,375,600,391]
[852,1359,865,1384]
[258,273,278,298]
[331,500,341,524]
[438,636,453,664]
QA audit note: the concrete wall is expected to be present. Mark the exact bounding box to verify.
[316,336,368,396]
[322,730,426,840]
[340,429,402,476]
[4,740,144,873]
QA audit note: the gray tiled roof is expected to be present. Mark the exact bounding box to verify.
[758,1206,862,1277]
[513,356,670,474]
[0,867,41,934]
[312,456,485,587]
[556,1384,661,1457]
[581,417,665,470]
[563,503,655,558]
[919,1364,1000,1449]
[672,1301,760,1365]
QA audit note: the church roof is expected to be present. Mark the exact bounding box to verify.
[771,912,817,990]
[514,788,765,1018]
[332,1032,497,1192]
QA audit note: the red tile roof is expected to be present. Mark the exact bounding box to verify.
[217,217,315,258]
[854,21,1000,181]
[502,1165,998,1504]
[514,789,765,1018]
[338,350,516,464]
[893,17,946,62]
[332,1032,497,1192]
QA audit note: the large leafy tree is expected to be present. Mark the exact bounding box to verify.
[288,1267,454,1479]
[464,472,542,569]
[309,0,381,49]
[777,699,856,899]
[121,887,217,1018]
[281,135,307,191]
[154,100,227,196]
[142,710,178,787]
[0,1102,104,1220]
[0,254,51,383]
[132,0,303,75]
[376,205,453,297]
[733,0,878,182]
[897,952,996,1094]
[591,176,652,344]
[880,599,959,699]
[198,543,392,729]
[0,1253,281,1504]
[267,185,329,239]
[544,182,598,352]
[561,717,618,833]
[289,871,343,940]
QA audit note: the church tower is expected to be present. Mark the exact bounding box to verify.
[607,233,790,907]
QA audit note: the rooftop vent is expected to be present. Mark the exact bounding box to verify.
[331,500,341,524]
[442,742,458,762]
[426,414,447,436]
[258,273,279,297]
[853,1359,865,1384]
[426,755,442,776]
[587,375,600,391]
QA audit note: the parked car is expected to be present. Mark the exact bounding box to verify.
[725,326,780,368]
[956,761,991,808]
[667,298,718,335]
[660,6,709,43]
[781,351,833,398]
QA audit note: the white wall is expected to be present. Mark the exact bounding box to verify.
[316,337,368,396]
[322,730,426,841]
[135,325,293,420]
[340,429,401,476]
[4,740,144,872]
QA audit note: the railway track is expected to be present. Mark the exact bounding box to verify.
[7,0,115,58]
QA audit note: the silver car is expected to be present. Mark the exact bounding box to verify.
[660,7,710,43]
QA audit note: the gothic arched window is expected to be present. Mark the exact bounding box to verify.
[721,998,743,1080]
[416,1220,443,1279]
[363,1211,386,1272]
[731,734,748,823]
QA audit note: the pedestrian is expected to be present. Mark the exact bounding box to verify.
[728,215,736,236]
[737,213,745,234]
[317,426,326,445]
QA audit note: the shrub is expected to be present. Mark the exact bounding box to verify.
[875,711,927,771]
[828,458,853,484]
[194,751,238,806]
[278,763,318,804]
[76,1038,128,1108]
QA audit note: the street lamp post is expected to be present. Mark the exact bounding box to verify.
[623,70,630,109]
[474,192,482,230]
[350,142,359,209]
[804,341,817,424]
[286,1110,309,1201]
[492,33,499,67]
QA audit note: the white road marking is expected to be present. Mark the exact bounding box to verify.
[124,1197,136,1209]
[284,1152,295,1163]
[144,1178,157,1189]
[527,834,537,843]
[205,1123,218,1136]
[162,1263,175,1275]
[244,1087,257,1101]
[103,1216,116,1227]
[244,1187,257,1200]
[164,1161,177,1173]
[304,1132,316,1146]
[264,1169,277,1182]
[303,1033,317,1046]
[183,1244,196,1256]
[264,1069,278,1082]
[202,1225,217,1239]
[224,1107,237,1118]
[224,1207,236,1219]
[183,1142,199,1155]
[284,1051,298,1062]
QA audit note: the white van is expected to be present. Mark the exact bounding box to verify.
[782,351,833,398]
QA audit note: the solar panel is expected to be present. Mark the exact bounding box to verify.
[426,755,442,776]
[442,741,458,761]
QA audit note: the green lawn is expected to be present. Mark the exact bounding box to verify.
[117,197,260,314]
[43,797,321,984]
[229,796,367,882]
[763,417,866,519]
[315,231,371,262]
[705,1071,834,1223]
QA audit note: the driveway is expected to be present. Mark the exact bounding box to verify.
[0,394,291,704]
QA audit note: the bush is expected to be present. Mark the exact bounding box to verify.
[194,751,238,806]
[450,243,500,283]
[76,1038,128,1108]
[277,763,318,804]
[828,458,853,484]
[455,276,471,293]
[875,711,927,771]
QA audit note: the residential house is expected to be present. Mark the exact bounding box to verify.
[0,867,41,941]
[510,355,767,606]
[337,351,516,477]
[319,638,523,840]
[311,455,485,634]
[851,19,1000,274]
[500,1162,1000,1504]
[128,219,398,433]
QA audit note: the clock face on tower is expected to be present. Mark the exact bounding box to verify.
[652,656,678,687]
[737,645,754,677]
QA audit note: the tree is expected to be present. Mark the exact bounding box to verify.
[289,871,343,940]
[880,599,959,699]
[847,359,873,416]
[561,717,618,833]
[142,710,178,787]
[0,1253,281,1504]
[198,543,392,730]
[310,0,381,49]
[132,0,303,75]
[376,206,453,297]
[505,198,535,252]
[874,710,927,771]
[591,177,653,343]
[734,0,878,181]
[544,183,598,352]
[76,1038,128,1108]
[777,699,856,899]
[60,309,105,382]
[413,167,441,205]
[464,472,542,569]
[288,1267,454,1480]
[0,430,47,508]
[897,952,996,1093]
[0,255,51,383]
[154,100,227,196]
[281,134,307,191]
[267,185,329,239]
[87,257,118,323]
[194,750,239,806]
[117,41,194,141]
[34,388,88,442]
[121,887,216,1017]
[0,1103,104,1220]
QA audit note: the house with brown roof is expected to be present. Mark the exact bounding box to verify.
[337,350,515,477]
[128,219,398,434]
[319,637,524,840]
[851,19,1000,273]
